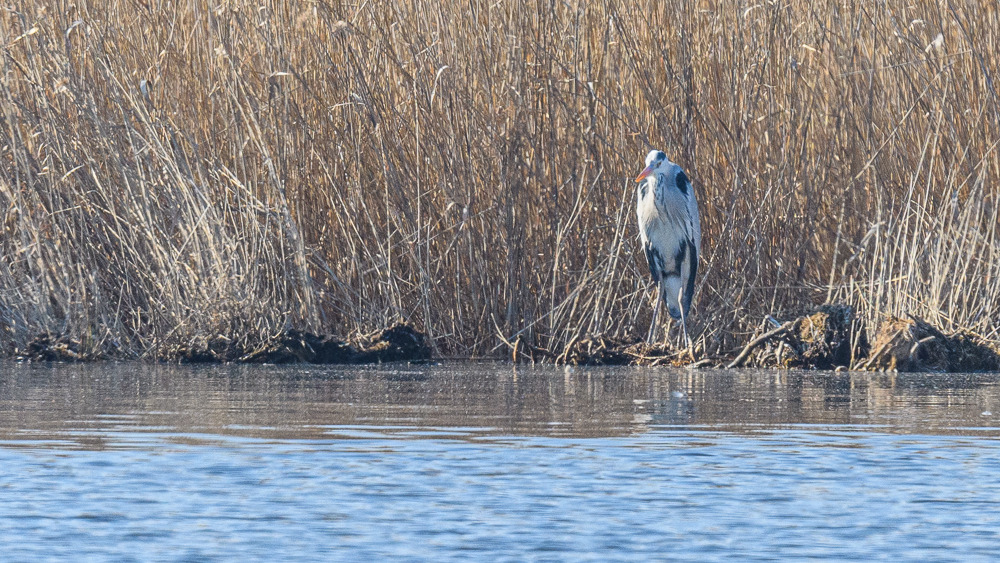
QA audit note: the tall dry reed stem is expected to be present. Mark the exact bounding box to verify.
[1,0,997,358]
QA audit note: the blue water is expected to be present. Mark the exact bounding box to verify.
[1,362,999,561]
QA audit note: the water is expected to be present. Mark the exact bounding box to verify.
[2,362,1000,561]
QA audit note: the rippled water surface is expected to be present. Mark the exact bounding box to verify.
[2,362,1000,561]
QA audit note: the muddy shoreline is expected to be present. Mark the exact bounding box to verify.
[537,306,1000,373]
[10,324,432,366]
[7,307,1000,373]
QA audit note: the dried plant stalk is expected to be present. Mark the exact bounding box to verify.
[0,0,997,360]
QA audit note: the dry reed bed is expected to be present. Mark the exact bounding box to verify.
[0,0,997,362]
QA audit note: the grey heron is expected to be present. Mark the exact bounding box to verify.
[635,150,701,347]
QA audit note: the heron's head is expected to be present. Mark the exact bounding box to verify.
[635,150,668,183]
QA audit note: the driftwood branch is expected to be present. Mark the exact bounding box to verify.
[726,320,796,369]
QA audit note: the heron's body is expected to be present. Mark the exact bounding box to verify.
[635,150,701,344]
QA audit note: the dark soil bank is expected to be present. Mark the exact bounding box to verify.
[12,324,432,365]
[534,305,1000,373]
[9,307,999,373]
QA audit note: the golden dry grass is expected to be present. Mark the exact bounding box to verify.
[1,0,998,359]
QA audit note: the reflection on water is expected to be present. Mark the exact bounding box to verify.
[1,362,999,561]
[1,362,997,446]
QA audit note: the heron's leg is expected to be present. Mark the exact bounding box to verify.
[662,317,674,347]
[677,288,694,361]
[646,285,662,346]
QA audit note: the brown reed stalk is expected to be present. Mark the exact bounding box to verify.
[0,0,997,359]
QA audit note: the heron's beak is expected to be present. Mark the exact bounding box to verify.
[635,164,654,183]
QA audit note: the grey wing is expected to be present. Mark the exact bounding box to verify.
[677,170,701,253]
[678,171,701,257]
[676,170,700,314]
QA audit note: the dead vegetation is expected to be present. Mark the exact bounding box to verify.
[0,1,998,366]
[16,323,431,364]
[725,305,863,370]
[862,316,1000,373]
[166,323,431,364]
[547,306,999,372]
